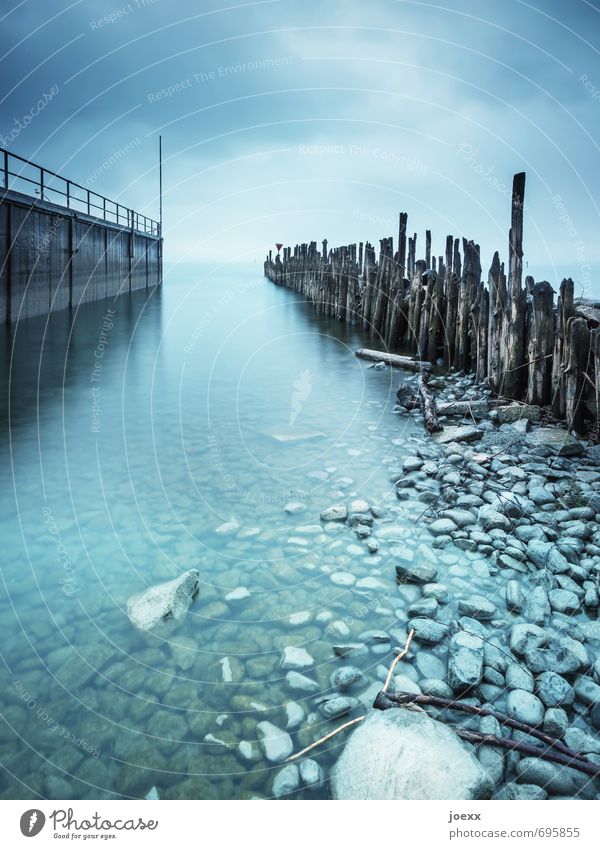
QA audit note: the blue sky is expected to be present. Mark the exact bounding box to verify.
[1,0,600,295]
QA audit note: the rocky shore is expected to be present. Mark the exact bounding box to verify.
[310,370,600,799]
[122,371,600,800]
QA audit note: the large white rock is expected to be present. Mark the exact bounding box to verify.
[331,709,493,800]
[126,569,200,633]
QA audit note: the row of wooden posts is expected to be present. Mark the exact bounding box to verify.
[264,173,600,435]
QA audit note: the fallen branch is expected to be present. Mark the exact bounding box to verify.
[383,628,415,692]
[285,716,365,762]
[356,348,432,373]
[373,691,598,778]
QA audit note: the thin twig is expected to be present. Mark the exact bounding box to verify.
[383,628,415,692]
[285,716,366,762]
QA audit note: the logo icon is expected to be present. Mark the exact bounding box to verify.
[20,810,45,837]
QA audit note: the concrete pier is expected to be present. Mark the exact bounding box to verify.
[0,150,162,323]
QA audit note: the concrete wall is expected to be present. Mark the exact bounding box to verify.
[0,189,162,323]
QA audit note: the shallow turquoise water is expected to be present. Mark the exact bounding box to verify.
[0,262,436,799]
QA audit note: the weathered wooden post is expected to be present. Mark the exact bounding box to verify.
[500,172,527,398]
[551,278,575,419]
[526,281,555,405]
[564,316,590,432]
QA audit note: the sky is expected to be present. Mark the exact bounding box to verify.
[1,0,600,296]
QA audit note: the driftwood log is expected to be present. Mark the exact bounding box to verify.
[355,348,431,373]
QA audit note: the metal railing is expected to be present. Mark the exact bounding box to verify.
[1,147,160,237]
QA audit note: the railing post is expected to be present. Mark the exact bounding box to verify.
[3,150,8,190]
[103,197,106,220]
[66,180,70,208]
[40,167,44,201]
[87,189,90,215]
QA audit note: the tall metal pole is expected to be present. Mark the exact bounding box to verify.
[159,134,163,285]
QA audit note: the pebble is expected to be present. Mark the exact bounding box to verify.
[299,759,324,788]
[257,722,294,764]
[320,504,348,522]
[285,701,305,731]
[331,666,363,690]
[505,663,534,693]
[429,518,457,535]
[330,572,356,587]
[396,562,438,584]
[281,646,314,670]
[574,677,600,706]
[506,689,545,725]
[447,631,484,692]
[548,589,580,615]
[272,764,300,797]
[516,758,586,796]
[543,707,568,738]
[457,595,497,621]
[319,696,360,719]
[407,618,449,645]
[535,672,575,707]
[285,671,320,693]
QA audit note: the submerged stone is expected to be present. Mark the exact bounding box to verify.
[331,709,493,799]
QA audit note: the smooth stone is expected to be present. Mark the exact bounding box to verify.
[506,663,534,693]
[504,783,548,800]
[331,709,492,800]
[272,764,300,797]
[332,643,368,659]
[285,671,320,693]
[299,759,324,788]
[257,722,294,764]
[422,583,450,603]
[516,758,587,795]
[441,509,477,528]
[524,645,581,675]
[433,426,484,445]
[420,678,454,698]
[429,518,457,535]
[548,589,580,615]
[319,696,360,719]
[126,569,200,633]
[320,504,348,522]
[285,701,305,731]
[574,677,600,706]
[477,506,511,532]
[281,646,314,670]
[407,618,449,645]
[408,597,438,618]
[505,580,524,612]
[509,623,548,657]
[457,595,497,621]
[564,727,600,755]
[543,707,568,738]
[524,586,550,625]
[535,672,575,707]
[330,572,356,587]
[284,501,307,514]
[506,689,545,725]
[447,631,484,692]
[396,562,438,584]
[331,666,363,690]
[225,586,251,602]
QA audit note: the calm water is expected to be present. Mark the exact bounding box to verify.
[0,262,485,800]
